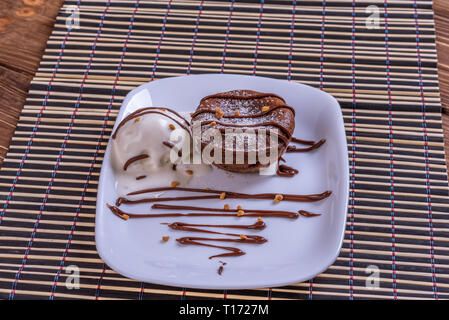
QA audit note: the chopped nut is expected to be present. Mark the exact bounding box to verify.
[239,234,247,240]
[237,205,242,210]
[210,121,217,126]
[261,106,270,112]
[161,236,170,242]
[121,213,130,221]
[205,187,210,191]
[171,181,180,187]
[169,124,176,130]
[234,109,240,116]
[257,217,263,223]
[185,169,194,175]
[274,194,284,204]
[219,192,226,200]
[224,204,230,210]
[134,118,140,123]
[237,210,245,216]
[215,107,224,119]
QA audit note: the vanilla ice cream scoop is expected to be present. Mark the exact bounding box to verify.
[110,107,210,196]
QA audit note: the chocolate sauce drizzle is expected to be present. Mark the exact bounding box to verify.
[123,154,149,171]
[291,137,316,145]
[166,220,267,259]
[107,203,308,220]
[275,137,326,177]
[116,186,331,206]
[277,164,299,177]
[193,92,293,122]
[287,139,326,153]
[152,204,312,219]
[165,222,265,236]
[200,92,287,104]
[218,261,227,275]
[177,237,255,259]
[126,186,331,200]
[162,141,175,148]
[162,220,266,231]
[112,107,191,140]
[194,104,296,121]
[176,234,267,259]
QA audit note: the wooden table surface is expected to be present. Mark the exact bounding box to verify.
[0,0,65,165]
[0,0,448,169]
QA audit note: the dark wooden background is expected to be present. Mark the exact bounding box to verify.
[0,0,448,168]
[0,0,64,165]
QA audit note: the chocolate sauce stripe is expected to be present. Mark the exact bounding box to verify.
[106,204,302,219]
[218,265,224,275]
[111,107,191,139]
[177,236,264,245]
[118,187,331,206]
[287,139,327,152]
[166,223,267,238]
[126,185,331,200]
[175,238,247,259]
[191,103,296,119]
[277,163,299,177]
[174,224,267,260]
[162,220,266,230]
[291,137,317,145]
[117,195,219,205]
[152,204,309,218]
[162,141,175,148]
[165,218,266,260]
[123,154,149,171]
[199,92,287,104]
[276,137,325,177]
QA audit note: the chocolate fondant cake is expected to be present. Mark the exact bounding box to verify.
[190,90,296,173]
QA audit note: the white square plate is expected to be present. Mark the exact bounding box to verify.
[95,74,349,290]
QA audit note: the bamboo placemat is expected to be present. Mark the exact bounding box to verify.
[0,0,448,300]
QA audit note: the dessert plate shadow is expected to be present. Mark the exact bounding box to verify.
[95,74,349,290]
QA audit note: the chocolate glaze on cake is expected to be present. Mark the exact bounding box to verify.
[191,90,296,173]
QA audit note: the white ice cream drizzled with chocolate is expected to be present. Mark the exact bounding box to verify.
[110,107,211,196]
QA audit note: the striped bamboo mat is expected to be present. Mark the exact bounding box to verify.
[0,0,448,300]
